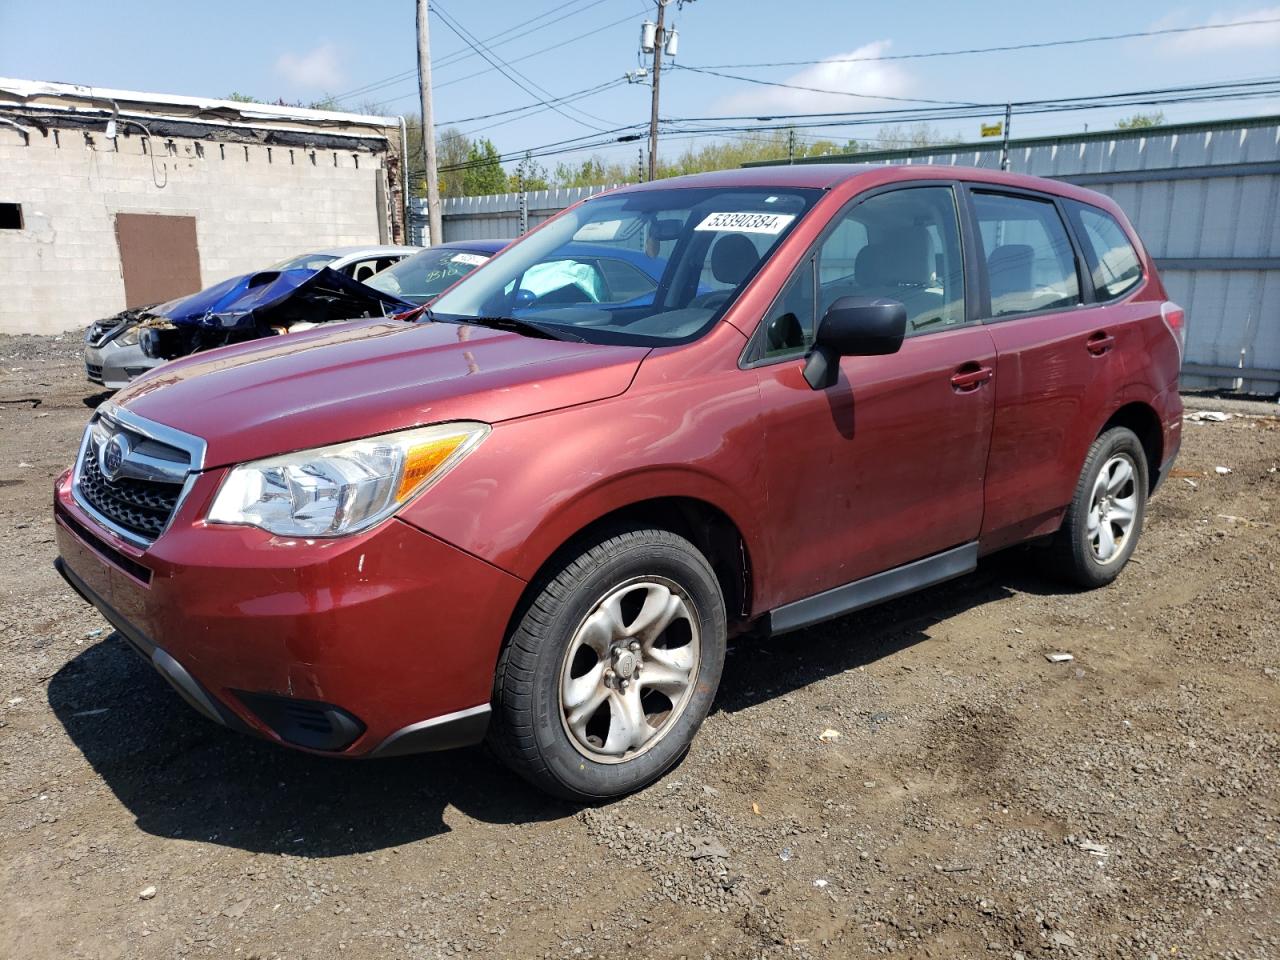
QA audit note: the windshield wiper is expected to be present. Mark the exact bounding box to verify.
[443,313,585,343]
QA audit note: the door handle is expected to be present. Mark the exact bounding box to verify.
[1087,331,1116,355]
[950,363,993,391]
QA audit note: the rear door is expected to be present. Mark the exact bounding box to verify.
[967,186,1130,551]
[750,183,998,608]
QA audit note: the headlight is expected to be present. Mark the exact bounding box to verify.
[208,422,489,537]
[115,326,141,347]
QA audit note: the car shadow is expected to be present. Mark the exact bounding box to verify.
[48,642,573,858]
[716,548,1071,714]
[47,548,1072,857]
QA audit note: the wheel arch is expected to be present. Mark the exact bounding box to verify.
[502,492,758,651]
[1100,400,1163,492]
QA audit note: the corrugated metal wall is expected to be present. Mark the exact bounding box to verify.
[409,186,622,245]
[747,115,1280,393]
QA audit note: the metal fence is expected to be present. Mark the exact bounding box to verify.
[409,185,624,246]
[410,115,1280,393]
[745,115,1280,394]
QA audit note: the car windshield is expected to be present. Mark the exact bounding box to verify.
[270,252,340,271]
[365,247,493,305]
[429,186,820,345]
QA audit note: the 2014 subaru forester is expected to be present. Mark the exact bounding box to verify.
[54,164,1184,800]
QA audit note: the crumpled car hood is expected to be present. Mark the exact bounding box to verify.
[155,267,413,330]
[112,318,649,468]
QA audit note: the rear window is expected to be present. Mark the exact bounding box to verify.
[1067,201,1143,300]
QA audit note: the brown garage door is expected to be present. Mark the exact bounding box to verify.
[114,213,202,308]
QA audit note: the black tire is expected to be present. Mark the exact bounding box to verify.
[487,528,726,802]
[1045,426,1149,588]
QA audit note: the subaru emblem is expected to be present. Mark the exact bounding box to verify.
[99,432,130,480]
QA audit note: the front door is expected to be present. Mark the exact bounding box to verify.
[750,184,997,611]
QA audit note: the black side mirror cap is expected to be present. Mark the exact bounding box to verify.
[803,297,907,389]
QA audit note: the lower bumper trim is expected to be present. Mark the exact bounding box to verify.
[54,557,249,733]
[369,704,491,758]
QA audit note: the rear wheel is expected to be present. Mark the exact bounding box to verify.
[488,528,726,801]
[1046,426,1148,588]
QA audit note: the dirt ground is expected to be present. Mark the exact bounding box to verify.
[1,332,1278,960]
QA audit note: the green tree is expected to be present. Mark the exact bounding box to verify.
[509,160,551,192]
[461,138,508,196]
[225,91,261,103]
[873,122,959,150]
[1115,112,1165,130]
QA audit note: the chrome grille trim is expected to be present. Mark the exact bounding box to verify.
[71,403,208,549]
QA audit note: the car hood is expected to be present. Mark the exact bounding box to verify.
[156,267,412,330]
[111,318,649,468]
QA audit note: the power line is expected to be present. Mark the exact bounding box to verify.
[684,16,1280,70]
[333,0,620,104]
[438,77,628,126]
[672,63,980,107]
[431,1,615,132]
[413,76,1280,180]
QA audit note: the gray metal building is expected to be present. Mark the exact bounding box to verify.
[746,114,1280,394]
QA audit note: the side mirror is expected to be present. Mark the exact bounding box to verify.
[513,288,537,307]
[802,297,907,390]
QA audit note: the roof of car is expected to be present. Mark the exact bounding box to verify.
[603,163,1101,201]
[316,245,420,259]
[435,239,508,254]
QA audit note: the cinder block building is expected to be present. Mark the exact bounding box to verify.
[0,78,410,335]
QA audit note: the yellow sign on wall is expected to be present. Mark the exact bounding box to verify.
[981,122,1003,138]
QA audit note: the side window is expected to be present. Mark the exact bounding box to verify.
[755,258,815,360]
[597,258,658,302]
[817,186,967,336]
[971,192,1080,317]
[1068,201,1143,300]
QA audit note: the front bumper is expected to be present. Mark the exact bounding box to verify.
[84,338,161,390]
[53,470,525,757]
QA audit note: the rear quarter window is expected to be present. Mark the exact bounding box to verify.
[1067,201,1143,300]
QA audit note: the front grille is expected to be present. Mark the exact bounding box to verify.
[78,452,181,540]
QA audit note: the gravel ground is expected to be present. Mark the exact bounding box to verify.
[1,332,1278,960]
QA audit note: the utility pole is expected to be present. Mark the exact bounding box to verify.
[787,128,795,164]
[416,0,442,245]
[646,0,668,182]
[999,102,1012,172]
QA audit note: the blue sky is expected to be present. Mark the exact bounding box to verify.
[3,0,1279,171]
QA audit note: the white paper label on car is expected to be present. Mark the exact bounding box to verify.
[450,253,489,267]
[694,212,796,235]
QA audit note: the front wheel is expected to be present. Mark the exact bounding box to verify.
[487,528,727,801]
[1045,426,1148,588]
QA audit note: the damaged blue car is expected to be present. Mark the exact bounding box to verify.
[84,245,417,389]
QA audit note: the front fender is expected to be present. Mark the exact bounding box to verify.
[398,355,770,599]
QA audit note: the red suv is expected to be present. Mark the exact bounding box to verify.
[54,165,1184,800]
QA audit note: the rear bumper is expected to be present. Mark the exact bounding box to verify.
[53,470,525,757]
[1151,391,1184,495]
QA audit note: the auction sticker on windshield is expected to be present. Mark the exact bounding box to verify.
[694,212,796,235]
[451,253,489,267]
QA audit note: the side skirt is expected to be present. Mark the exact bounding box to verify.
[766,542,978,636]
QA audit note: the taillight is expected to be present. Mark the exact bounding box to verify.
[1161,301,1185,363]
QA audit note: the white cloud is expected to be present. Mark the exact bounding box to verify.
[275,43,345,91]
[717,41,914,116]
[1156,6,1280,53]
